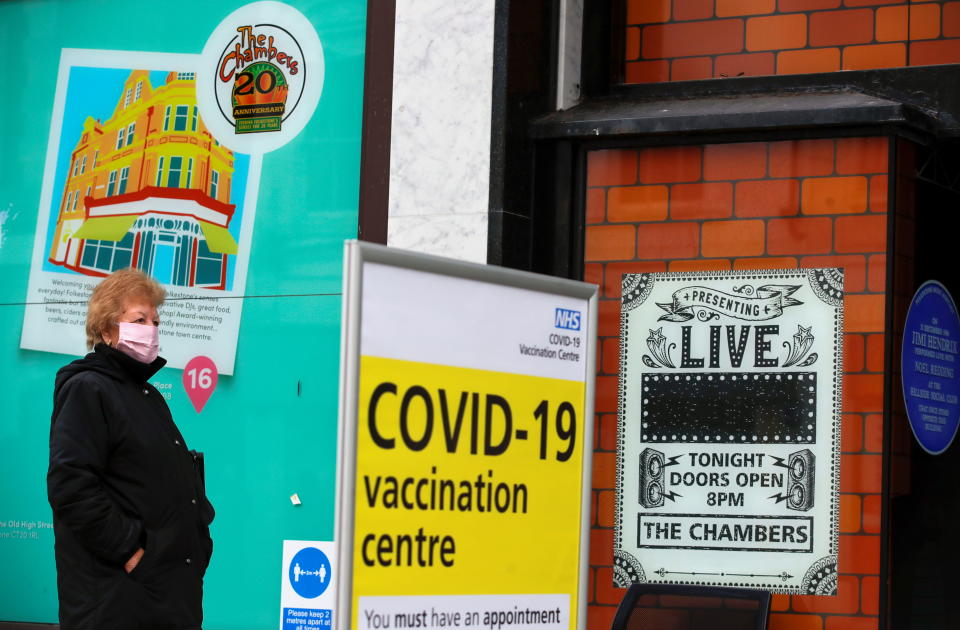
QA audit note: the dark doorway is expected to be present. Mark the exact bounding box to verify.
[889,140,960,630]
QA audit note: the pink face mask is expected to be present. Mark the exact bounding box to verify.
[115,322,160,364]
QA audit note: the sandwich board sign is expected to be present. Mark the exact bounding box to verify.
[335,241,598,630]
[614,269,844,595]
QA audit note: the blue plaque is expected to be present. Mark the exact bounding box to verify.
[901,281,960,455]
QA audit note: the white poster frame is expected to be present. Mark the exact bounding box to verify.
[333,240,598,630]
[613,268,844,595]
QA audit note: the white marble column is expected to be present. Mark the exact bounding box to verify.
[386,0,496,263]
[557,0,583,111]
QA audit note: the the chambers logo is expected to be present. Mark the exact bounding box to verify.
[197,1,324,154]
[554,308,581,331]
[218,24,300,134]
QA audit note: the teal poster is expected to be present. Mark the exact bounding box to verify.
[0,1,366,626]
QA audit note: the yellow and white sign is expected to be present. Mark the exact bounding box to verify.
[337,245,597,630]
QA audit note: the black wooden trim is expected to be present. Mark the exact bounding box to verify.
[529,140,579,279]
[569,142,586,281]
[488,0,558,270]
[0,624,58,629]
[488,0,511,266]
[532,90,935,141]
[608,63,960,107]
[357,0,395,244]
[535,65,960,142]
[878,136,901,630]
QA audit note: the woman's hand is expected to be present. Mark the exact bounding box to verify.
[125,547,145,573]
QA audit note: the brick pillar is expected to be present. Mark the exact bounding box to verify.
[584,137,889,630]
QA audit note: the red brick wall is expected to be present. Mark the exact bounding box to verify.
[625,0,960,83]
[584,137,889,629]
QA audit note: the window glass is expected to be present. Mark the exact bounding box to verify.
[195,239,223,285]
[95,243,113,270]
[138,231,154,272]
[118,167,129,195]
[175,234,192,285]
[82,232,135,272]
[113,248,132,270]
[174,105,189,131]
[167,156,183,188]
[81,241,98,267]
[111,232,135,271]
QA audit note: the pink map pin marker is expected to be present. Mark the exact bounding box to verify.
[183,356,218,413]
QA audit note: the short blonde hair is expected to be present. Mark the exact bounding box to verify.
[85,268,166,349]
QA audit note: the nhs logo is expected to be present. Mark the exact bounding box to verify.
[554,308,581,331]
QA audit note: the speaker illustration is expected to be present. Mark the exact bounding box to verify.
[638,448,665,508]
[785,449,815,511]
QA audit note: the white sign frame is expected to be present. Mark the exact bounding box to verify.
[614,268,844,595]
[334,241,598,630]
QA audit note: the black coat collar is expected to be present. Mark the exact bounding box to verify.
[94,343,166,383]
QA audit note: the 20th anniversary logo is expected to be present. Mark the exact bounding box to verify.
[218,23,302,134]
[197,1,324,154]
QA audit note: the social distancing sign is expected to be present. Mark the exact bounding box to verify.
[336,243,597,630]
[281,540,336,630]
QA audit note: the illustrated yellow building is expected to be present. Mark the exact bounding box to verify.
[49,69,239,289]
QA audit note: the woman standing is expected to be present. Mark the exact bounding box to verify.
[47,268,215,630]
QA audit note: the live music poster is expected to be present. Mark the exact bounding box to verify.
[614,268,844,595]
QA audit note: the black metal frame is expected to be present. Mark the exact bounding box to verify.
[487,0,561,269]
[611,583,772,630]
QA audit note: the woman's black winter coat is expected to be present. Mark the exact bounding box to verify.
[47,344,215,630]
